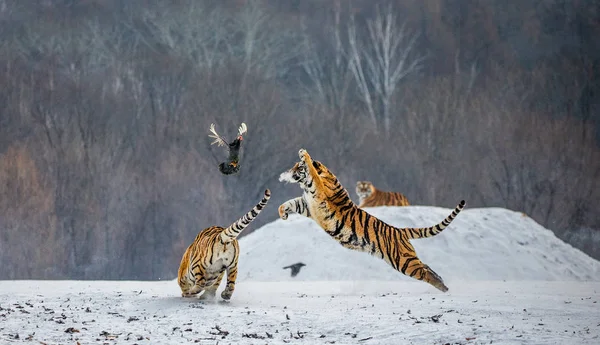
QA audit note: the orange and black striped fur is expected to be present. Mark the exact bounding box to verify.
[278,149,465,292]
[177,189,271,300]
[356,181,410,208]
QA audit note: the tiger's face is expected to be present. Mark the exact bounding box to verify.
[279,161,308,184]
[356,181,374,198]
[279,149,332,186]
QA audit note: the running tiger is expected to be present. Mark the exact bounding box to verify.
[278,149,465,292]
[177,189,271,300]
[355,181,410,208]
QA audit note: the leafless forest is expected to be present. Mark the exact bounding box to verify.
[0,0,599,280]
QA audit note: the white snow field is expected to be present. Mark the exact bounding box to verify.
[1,206,599,345]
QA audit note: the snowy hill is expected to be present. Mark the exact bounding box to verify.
[238,205,600,282]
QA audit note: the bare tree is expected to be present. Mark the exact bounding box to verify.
[233,0,303,80]
[300,0,353,115]
[347,3,424,134]
[1,0,600,280]
[134,1,232,70]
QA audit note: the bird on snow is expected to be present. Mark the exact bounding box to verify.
[208,122,247,175]
[283,262,306,278]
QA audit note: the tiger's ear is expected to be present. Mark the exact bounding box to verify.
[356,181,362,186]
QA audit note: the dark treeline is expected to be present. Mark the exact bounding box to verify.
[0,0,599,280]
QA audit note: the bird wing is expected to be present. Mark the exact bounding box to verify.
[238,122,247,137]
[208,123,228,147]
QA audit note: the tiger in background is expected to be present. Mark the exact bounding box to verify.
[356,181,410,208]
[177,189,271,300]
[278,149,465,292]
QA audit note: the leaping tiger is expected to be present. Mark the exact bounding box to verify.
[278,149,465,292]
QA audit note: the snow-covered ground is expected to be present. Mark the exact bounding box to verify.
[0,280,598,344]
[1,206,599,344]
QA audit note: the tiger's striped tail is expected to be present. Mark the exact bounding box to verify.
[404,200,466,239]
[220,189,271,242]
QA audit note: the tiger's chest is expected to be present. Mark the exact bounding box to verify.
[305,197,353,236]
[304,196,333,227]
[362,193,380,205]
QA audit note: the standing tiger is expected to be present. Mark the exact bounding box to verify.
[278,149,465,292]
[177,189,271,300]
[356,181,410,208]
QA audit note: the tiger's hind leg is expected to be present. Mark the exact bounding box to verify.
[199,272,225,300]
[396,256,448,292]
[220,264,238,300]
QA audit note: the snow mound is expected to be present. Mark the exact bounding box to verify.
[238,206,600,282]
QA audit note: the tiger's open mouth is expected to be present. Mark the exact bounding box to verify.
[279,171,296,183]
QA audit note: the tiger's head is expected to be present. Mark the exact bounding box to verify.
[356,181,374,199]
[279,149,333,187]
[279,161,308,184]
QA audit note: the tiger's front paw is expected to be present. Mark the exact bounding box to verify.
[298,149,308,161]
[279,204,290,220]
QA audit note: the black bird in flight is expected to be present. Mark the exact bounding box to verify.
[209,122,247,175]
[283,262,306,278]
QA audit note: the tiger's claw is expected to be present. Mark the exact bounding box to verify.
[278,204,289,220]
[298,149,309,162]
